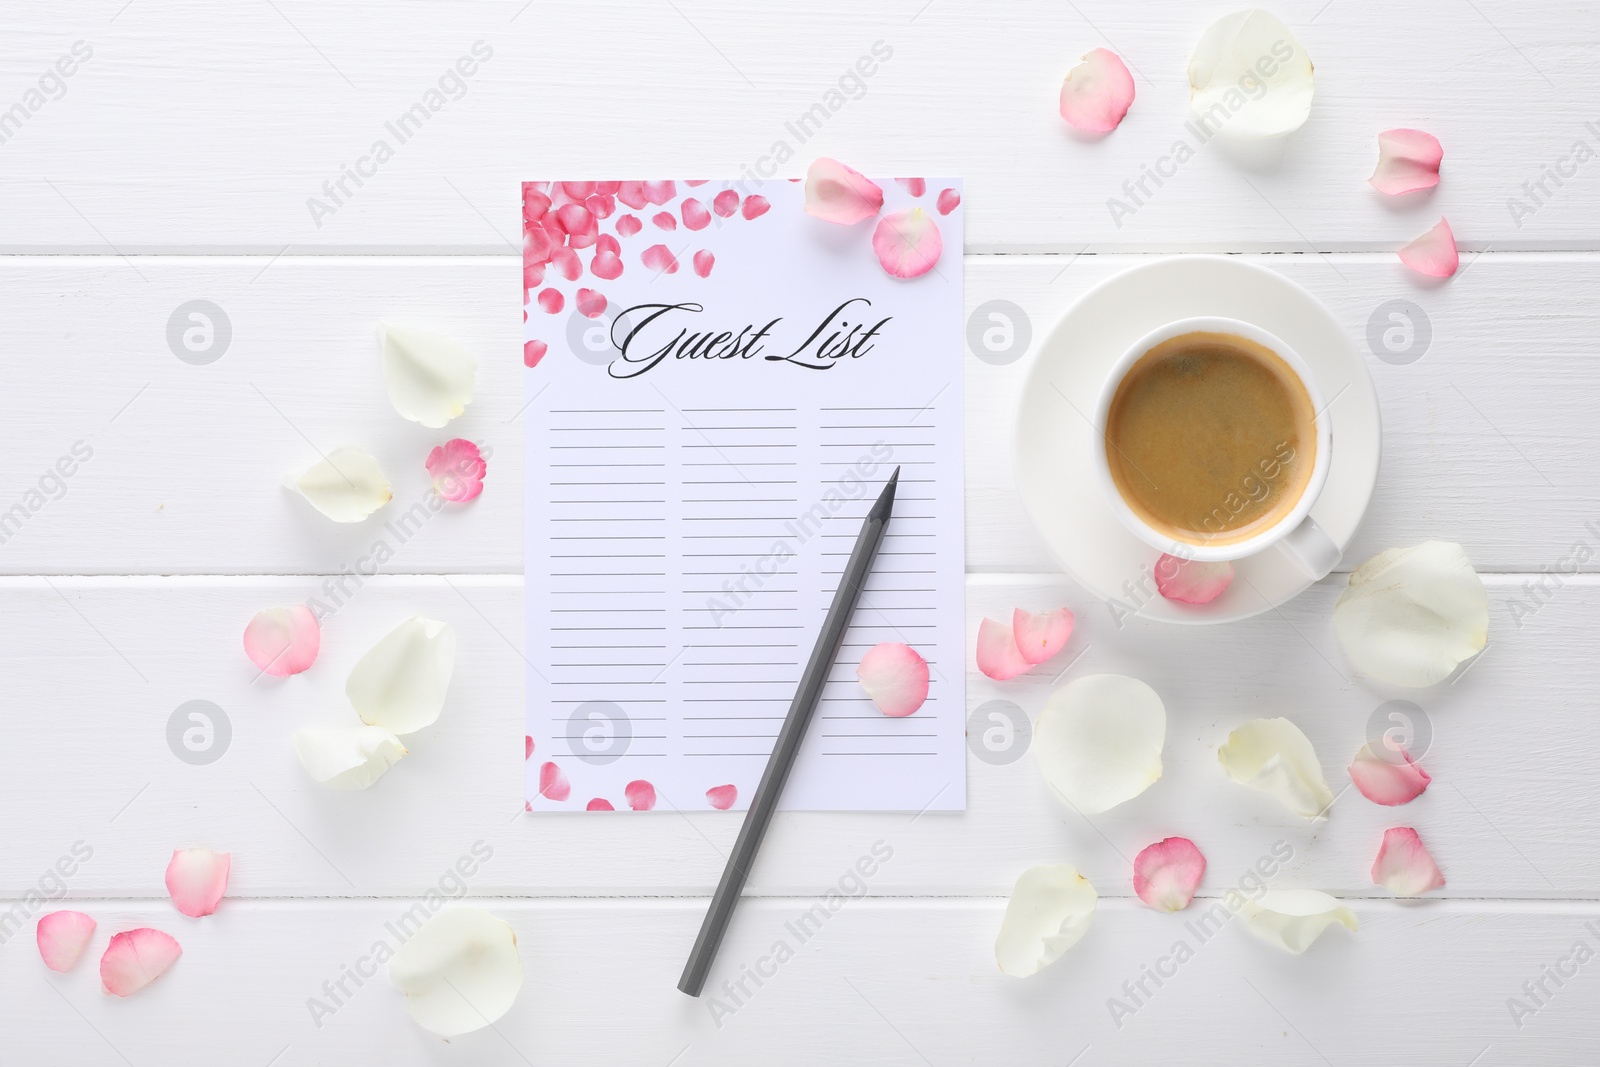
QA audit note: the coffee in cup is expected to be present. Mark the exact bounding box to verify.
[1091,316,1340,578]
[1103,330,1316,546]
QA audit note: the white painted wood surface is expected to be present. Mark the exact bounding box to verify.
[2,2,1597,1064]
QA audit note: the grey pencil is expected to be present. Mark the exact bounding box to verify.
[678,465,900,997]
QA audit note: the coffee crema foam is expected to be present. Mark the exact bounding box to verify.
[1105,331,1315,545]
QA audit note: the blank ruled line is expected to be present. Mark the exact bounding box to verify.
[685,661,794,667]
[684,716,785,721]
[550,608,667,613]
[550,644,667,650]
[551,534,665,540]
[683,589,797,595]
[684,734,780,740]
[551,589,669,595]
[684,643,799,648]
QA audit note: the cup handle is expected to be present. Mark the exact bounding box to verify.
[1276,516,1341,579]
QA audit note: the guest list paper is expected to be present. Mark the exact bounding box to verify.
[522,178,964,813]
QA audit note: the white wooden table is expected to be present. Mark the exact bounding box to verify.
[3,2,1596,1063]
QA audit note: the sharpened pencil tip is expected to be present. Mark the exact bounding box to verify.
[869,466,900,523]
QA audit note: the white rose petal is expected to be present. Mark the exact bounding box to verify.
[286,446,392,523]
[293,725,407,790]
[347,616,457,735]
[1241,889,1357,954]
[1033,674,1165,815]
[1334,541,1489,687]
[388,907,522,1036]
[1188,8,1315,139]
[380,322,476,429]
[1218,717,1335,820]
[995,865,1097,977]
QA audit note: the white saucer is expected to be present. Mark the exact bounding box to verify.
[1014,256,1382,625]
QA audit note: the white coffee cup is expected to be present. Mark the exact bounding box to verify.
[1090,316,1341,579]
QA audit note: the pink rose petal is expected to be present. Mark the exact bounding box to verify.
[1059,47,1135,133]
[1369,128,1443,196]
[682,198,711,230]
[539,761,570,801]
[537,288,564,314]
[856,642,930,717]
[741,195,770,220]
[693,250,714,278]
[976,617,1030,680]
[541,213,566,247]
[1133,837,1206,912]
[1154,555,1235,605]
[1372,826,1445,896]
[101,928,181,996]
[617,181,649,210]
[616,214,643,237]
[165,847,230,918]
[523,259,546,291]
[712,189,740,217]
[37,910,96,972]
[706,784,737,810]
[555,204,598,249]
[525,229,553,272]
[523,340,547,368]
[561,181,596,200]
[522,188,550,228]
[625,779,657,811]
[1399,218,1459,278]
[592,251,624,280]
[895,177,926,197]
[596,233,620,257]
[872,207,942,279]
[936,188,961,215]
[1012,607,1074,665]
[595,181,620,195]
[585,192,615,220]
[525,735,533,760]
[642,244,680,275]
[642,180,677,206]
[805,158,885,225]
[652,210,678,231]
[425,438,487,503]
[550,246,582,281]
[685,179,710,187]
[1349,742,1431,806]
[586,798,614,811]
[576,288,608,319]
[242,605,320,677]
